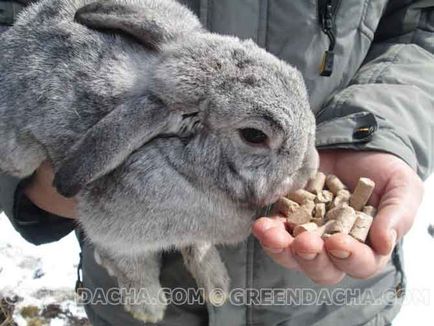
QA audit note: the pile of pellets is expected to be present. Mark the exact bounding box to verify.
[272,173,377,243]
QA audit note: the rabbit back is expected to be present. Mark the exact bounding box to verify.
[0,0,157,173]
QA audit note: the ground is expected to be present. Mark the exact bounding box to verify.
[0,216,86,325]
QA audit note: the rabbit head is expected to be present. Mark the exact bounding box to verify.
[150,35,318,207]
[75,0,318,208]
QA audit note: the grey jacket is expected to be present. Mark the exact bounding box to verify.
[1,0,433,325]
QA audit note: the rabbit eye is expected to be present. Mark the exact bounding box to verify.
[239,128,268,145]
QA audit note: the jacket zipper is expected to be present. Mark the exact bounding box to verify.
[318,0,339,76]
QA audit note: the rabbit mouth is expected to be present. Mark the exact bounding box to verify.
[255,178,293,207]
[258,192,284,207]
[262,187,293,207]
[256,168,314,207]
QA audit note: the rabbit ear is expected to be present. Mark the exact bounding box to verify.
[75,1,173,50]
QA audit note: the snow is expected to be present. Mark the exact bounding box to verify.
[393,174,434,326]
[0,176,433,325]
[0,216,85,325]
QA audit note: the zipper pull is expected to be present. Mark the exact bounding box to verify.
[320,50,334,77]
[318,0,336,77]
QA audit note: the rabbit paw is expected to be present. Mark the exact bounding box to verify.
[53,165,84,197]
[93,249,119,277]
[181,244,230,306]
[124,301,166,323]
[119,279,167,323]
[94,249,167,322]
[201,269,230,306]
[178,113,202,137]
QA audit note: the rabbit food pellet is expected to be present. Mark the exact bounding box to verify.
[315,190,333,205]
[314,203,326,219]
[287,189,316,204]
[306,172,326,194]
[285,206,312,228]
[326,206,358,234]
[362,205,377,217]
[349,211,374,242]
[349,177,375,211]
[325,174,346,195]
[293,222,319,236]
[273,197,299,216]
[293,219,336,237]
[274,174,376,243]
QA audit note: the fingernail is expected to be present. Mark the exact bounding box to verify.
[297,252,318,260]
[329,250,350,259]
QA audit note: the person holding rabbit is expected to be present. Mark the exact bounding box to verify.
[0,0,432,325]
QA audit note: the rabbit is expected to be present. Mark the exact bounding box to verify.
[0,0,319,322]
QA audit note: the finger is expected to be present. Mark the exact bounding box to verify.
[292,232,345,285]
[253,217,300,270]
[38,160,55,179]
[252,216,292,251]
[369,168,423,255]
[325,233,390,279]
[318,150,337,174]
[24,160,77,219]
[262,243,301,270]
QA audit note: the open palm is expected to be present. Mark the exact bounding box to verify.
[252,150,423,284]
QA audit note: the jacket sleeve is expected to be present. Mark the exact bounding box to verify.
[315,0,434,180]
[0,3,76,245]
[0,174,76,245]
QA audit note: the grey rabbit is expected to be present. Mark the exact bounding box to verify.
[0,0,318,322]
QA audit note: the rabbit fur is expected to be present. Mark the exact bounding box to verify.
[0,0,318,322]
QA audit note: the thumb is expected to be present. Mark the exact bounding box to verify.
[369,170,423,255]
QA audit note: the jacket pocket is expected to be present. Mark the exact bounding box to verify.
[360,0,388,40]
[332,0,388,41]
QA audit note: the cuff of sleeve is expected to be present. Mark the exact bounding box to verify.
[315,111,418,172]
[0,174,21,217]
[0,174,76,245]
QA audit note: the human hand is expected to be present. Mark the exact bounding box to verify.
[252,150,423,284]
[23,160,77,219]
